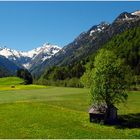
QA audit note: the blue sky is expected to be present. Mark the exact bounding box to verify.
[0,1,139,51]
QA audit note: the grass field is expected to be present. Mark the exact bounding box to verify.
[0,77,47,90]
[0,77,139,138]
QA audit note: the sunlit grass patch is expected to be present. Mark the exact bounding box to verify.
[0,84,47,91]
[0,77,47,90]
[0,77,24,85]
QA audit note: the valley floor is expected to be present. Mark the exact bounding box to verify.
[0,86,139,138]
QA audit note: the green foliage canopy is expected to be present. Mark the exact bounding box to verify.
[85,49,130,108]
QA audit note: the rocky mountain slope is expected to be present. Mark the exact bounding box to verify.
[31,10,140,77]
[0,55,20,76]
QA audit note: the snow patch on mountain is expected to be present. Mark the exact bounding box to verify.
[41,56,51,61]
[23,63,30,68]
[89,22,109,36]
[131,10,140,16]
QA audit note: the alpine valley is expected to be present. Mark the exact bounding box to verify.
[0,10,140,86]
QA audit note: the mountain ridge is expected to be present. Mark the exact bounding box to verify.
[0,10,140,78]
[31,10,140,77]
[0,43,61,69]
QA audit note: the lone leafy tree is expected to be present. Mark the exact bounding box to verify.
[84,49,130,123]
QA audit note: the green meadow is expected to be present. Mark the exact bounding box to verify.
[0,77,46,90]
[0,77,139,138]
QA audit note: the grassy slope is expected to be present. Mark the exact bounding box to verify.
[0,77,46,90]
[0,77,24,85]
[0,84,139,138]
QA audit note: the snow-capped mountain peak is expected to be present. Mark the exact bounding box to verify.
[0,46,21,59]
[114,10,140,23]
[89,22,109,36]
[0,43,61,69]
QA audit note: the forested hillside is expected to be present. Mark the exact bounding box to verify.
[39,27,140,87]
[104,27,140,75]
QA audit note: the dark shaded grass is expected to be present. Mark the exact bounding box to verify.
[117,113,140,129]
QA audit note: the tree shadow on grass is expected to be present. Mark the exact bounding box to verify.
[90,113,140,129]
[116,113,140,129]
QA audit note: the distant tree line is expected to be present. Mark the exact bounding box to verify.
[36,61,85,87]
[17,69,33,84]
